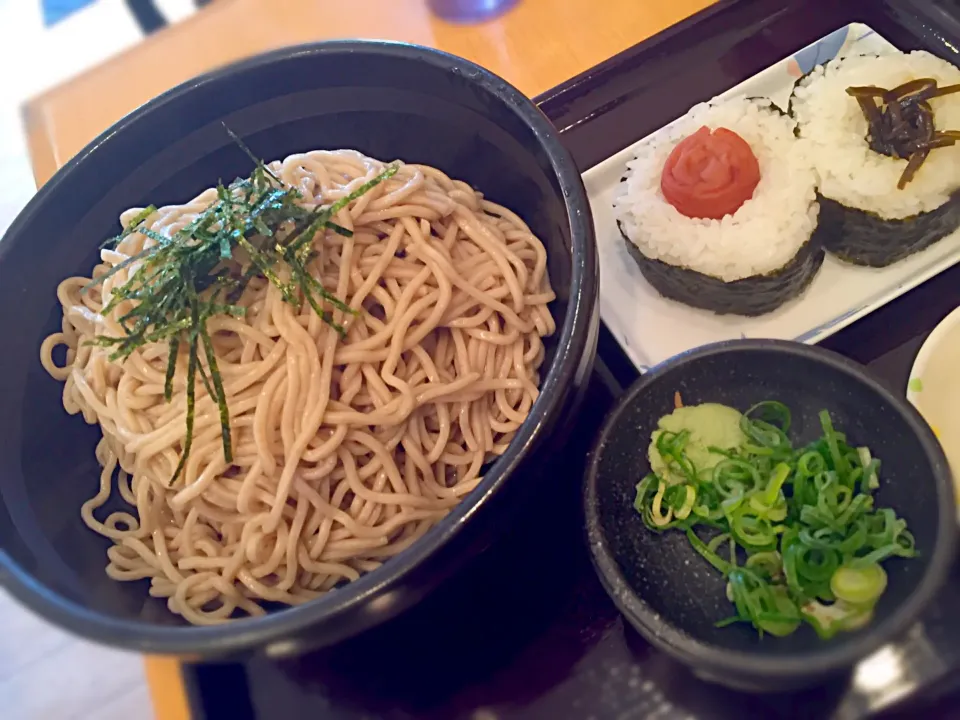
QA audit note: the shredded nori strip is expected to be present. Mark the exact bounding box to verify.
[847,79,960,189]
[85,126,398,485]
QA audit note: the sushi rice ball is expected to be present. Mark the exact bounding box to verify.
[614,96,822,317]
[792,51,960,267]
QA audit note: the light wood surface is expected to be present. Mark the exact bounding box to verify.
[23,0,714,718]
[24,0,715,185]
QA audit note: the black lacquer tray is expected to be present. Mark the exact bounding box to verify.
[182,0,960,716]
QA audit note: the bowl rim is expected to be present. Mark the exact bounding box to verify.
[0,39,598,655]
[584,338,957,681]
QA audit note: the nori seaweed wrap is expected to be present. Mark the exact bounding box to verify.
[792,51,960,268]
[614,97,822,318]
[814,193,960,267]
[618,222,825,316]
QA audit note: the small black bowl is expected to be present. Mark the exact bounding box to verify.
[0,40,598,658]
[584,340,957,692]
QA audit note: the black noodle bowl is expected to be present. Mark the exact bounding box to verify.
[0,40,598,657]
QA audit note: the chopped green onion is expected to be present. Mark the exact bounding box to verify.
[631,399,916,641]
[745,551,782,579]
[830,564,887,605]
[687,529,732,574]
[762,462,791,506]
[820,410,849,479]
[802,600,873,639]
[675,485,697,520]
[758,588,802,637]
[650,480,673,527]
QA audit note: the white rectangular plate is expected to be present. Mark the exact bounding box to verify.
[584,23,960,372]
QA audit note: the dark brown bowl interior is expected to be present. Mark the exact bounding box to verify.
[584,340,957,691]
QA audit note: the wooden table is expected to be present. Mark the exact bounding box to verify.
[21,0,714,717]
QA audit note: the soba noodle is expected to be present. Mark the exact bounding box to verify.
[39,150,555,625]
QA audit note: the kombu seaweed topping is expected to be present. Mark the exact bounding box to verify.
[846,79,960,189]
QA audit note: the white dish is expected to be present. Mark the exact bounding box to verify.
[907,306,960,511]
[584,23,960,372]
